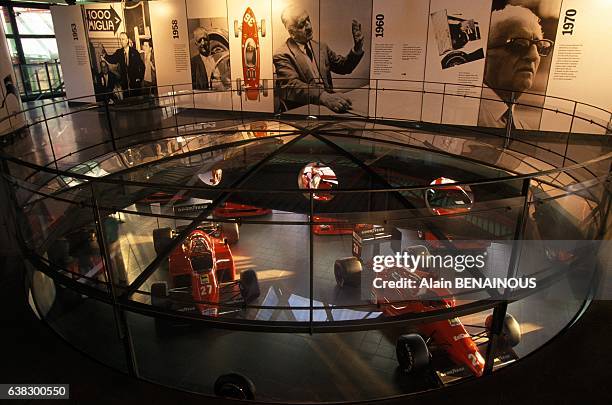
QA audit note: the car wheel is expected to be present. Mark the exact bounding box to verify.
[486,313,522,349]
[221,222,239,245]
[152,227,172,255]
[396,334,430,373]
[239,269,260,303]
[214,373,256,400]
[261,79,268,97]
[334,257,362,288]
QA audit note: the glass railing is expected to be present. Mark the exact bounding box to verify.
[2,80,610,403]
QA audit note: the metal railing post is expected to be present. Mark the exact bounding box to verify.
[104,100,117,151]
[44,62,51,94]
[90,183,139,378]
[563,102,578,167]
[309,190,314,334]
[171,84,179,136]
[40,104,58,171]
[374,79,379,120]
[35,70,42,95]
[483,177,531,375]
[307,81,311,117]
[54,59,62,87]
[239,81,244,124]
[440,83,446,123]
[504,92,517,149]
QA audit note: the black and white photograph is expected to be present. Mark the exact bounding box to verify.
[272,0,371,115]
[187,17,231,92]
[85,1,157,101]
[430,9,485,69]
[479,0,561,130]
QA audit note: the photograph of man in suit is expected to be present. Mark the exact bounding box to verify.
[96,61,119,103]
[102,32,145,98]
[191,27,231,91]
[479,5,554,129]
[273,6,364,113]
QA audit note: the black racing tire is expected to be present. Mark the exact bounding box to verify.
[151,282,170,336]
[214,373,256,400]
[334,257,362,288]
[441,51,468,69]
[486,313,522,349]
[151,282,169,308]
[239,269,260,303]
[153,227,172,255]
[396,334,430,373]
[221,222,239,245]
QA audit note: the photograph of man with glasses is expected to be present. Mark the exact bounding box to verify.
[479,5,555,130]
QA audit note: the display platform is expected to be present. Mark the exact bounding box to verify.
[10,112,605,402]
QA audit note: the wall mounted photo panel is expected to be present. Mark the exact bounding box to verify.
[479,0,562,131]
[315,0,372,117]
[50,5,96,102]
[541,0,612,135]
[368,0,429,121]
[227,0,274,113]
[83,1,158,102]
[424,0,492,126]
[148,0,192,108]
[272,0,319,114]
[185,0,234,111]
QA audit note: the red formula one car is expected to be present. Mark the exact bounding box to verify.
[312,217,372,236]
[421,177,490,252]
[334,226,520,378]
[425,177,473,216]
[150,222,260,324]
[234,7,268,101]
[213,202,271,218]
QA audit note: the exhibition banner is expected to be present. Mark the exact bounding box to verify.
[227,0,274,113]
[149,0,192,107]
[368,0,429,120]
[271,0,319,114]
[185,0,234,111]
[83,2,158,102]
[50,5,96,102]
[423,0,491,126]
[541,0,612,134]
[478,0,562,131]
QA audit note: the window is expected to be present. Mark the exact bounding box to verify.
[1,4,63,99]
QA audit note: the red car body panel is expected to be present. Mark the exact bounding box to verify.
[213,202,271,218]
[420,230,491,251]
[312,217,372,236]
